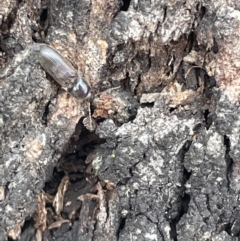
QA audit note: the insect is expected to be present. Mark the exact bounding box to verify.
[35,44,91,99]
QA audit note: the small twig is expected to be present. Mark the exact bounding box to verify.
[88,101,92,131]
[95,86,121,97]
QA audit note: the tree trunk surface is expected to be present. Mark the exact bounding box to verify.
[1,0,240,240]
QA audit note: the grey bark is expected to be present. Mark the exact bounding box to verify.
[1,0,240,241]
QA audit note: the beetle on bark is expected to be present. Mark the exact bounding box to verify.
[35,44,91,99]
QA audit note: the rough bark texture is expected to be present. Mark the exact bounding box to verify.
[1,0,240,241]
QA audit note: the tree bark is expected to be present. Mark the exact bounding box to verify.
[1,0,240,240]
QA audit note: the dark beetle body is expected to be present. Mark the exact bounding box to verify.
[36,44,90,99]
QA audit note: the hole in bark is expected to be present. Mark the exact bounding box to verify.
[203,74,216,99]
[224,135,233,188]
[203,109,213,130]
[129,167,133,176]
[204,88,213,99]
[199,6,206,20]
[51,222,72,238]
[204,74,216,88]
[168,209,180,240]
[42,100,51,126]
[212,38,219,54]
[162,6,167,23]
[148,49,152,69]
[127,108,138,121]
[134,74,141,95]
[169,192,191,240]
[169,107,177,113]
[38,7,49,38]
[224,223,232,236]
[117,217,126,237]
[71,123,102,154]
[179,141,192,160]
[224,135,231,154]
[120,72,131,92]
[140,102,154,108]
[169,221,178,241]
[168,142,192,240]
[209,77,216,88]
[181,193,191,214]
[40,8,48,22]
[4,183,9,197]
[193,123,202,132]
[10,219,35,241]
[203,109,212,130]
[120,0,131,11]
[134,189,138,195]
[185,31,195,54]
[43,168,65,195]
[183,167,191,183]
